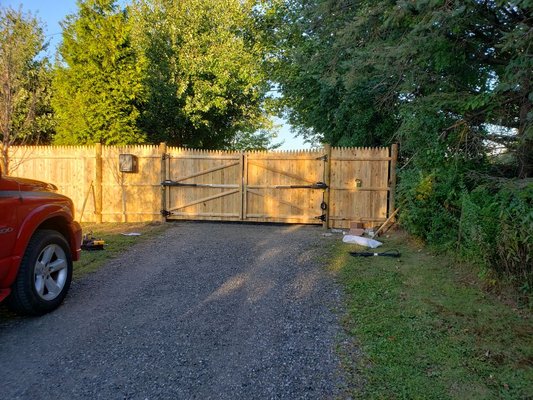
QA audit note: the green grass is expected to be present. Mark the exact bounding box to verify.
[75,222,170,278]
[331,231,533,399]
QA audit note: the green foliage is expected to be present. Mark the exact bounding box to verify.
[51,0,275,149]
[52,0,147,145]
[130,0,273,148]
[0,6,52,171]
[226,129,281,151]
[460,182,533,294]
[262,0,399,146]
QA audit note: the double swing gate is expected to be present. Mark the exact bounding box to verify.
[160,145,397,228]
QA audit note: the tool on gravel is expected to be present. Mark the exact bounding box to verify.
[349,249,401,258]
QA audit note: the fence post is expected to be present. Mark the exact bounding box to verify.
[242,152,248,221]
[324,144,332,229]
[239,152,244,220]
[388,143,398,219]
[159,142,167,222]
[95,143,103,223]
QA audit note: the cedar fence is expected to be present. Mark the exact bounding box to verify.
[7,144,397,228]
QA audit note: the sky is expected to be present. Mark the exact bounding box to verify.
[1,0,311,150]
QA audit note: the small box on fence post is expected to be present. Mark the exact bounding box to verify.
[119,154,138,173]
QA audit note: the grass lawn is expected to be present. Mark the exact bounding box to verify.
[75,222,170,278]
[331,231,532,399]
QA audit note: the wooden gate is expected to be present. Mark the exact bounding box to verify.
[162,149,243,221]
[161,145,397,228]
[244,150,326,224]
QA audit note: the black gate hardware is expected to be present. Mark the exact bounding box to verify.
[350,250,401,258]
[316,154,328,161]
[275,181,328,190]
[161,153,171,160]
[160,209,171,217]
[161,180,237,188]
[162,180,199,187]
[315,214,326,222]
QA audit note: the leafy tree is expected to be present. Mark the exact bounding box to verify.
[268,0,531,174]
[259,0,398,147]
[0,6,52,172]
[52,0,145,145]
[131,0,273,148]
[226,128,282,151]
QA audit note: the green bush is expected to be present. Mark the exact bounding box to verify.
[398,163,532,295]
[460,182,533,293]
[397,167,462,251]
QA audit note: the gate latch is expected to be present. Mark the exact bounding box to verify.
[160,210,171,217]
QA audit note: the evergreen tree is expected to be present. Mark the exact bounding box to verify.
[268,0,531,175]
[52,0,145,144]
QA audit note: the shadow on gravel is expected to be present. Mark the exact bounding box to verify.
[0,222,345,400]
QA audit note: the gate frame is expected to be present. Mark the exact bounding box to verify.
[160,145,398,229]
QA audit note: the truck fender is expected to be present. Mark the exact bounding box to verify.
[13,203,74,261]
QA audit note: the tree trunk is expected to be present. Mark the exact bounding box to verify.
[517,77,532,178]
[0,142,8,175]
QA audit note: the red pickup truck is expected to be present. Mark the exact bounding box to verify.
[0,167,82,315]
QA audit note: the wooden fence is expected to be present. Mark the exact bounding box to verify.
[7,144,397,228]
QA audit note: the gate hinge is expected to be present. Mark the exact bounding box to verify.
[162,153,171,160]
[315,214,326,222]
[160,209,171,217]
[316,154,328,161]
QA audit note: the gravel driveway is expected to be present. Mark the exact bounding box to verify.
[0,222,346,399]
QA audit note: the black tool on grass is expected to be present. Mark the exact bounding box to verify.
[350,249,401,258]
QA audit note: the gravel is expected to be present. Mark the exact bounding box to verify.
[0,222,347,399]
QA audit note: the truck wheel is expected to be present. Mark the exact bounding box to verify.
[7,229,73,316]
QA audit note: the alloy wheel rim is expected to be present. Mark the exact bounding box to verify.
[33,244,68,301]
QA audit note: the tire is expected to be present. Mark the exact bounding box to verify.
[7,229,73,316]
